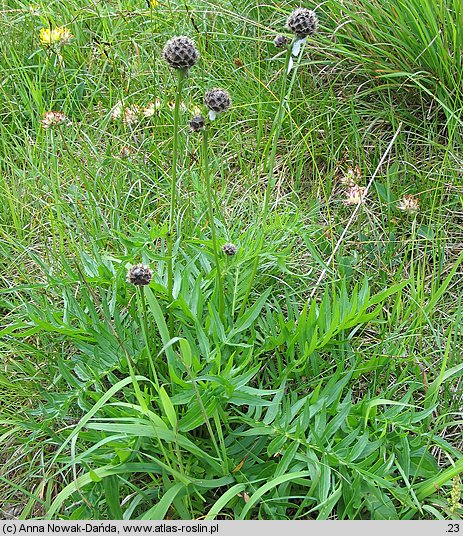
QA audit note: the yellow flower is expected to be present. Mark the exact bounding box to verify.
[148,0,159,7]
[39,26,73,46]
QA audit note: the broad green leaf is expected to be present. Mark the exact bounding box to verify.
[178,338,193,368]
[205,484,247,520]
[141,483,184,520]
[103,476,123,519]
[415,456,463,501]
[89,470,102,483]
[144,287,176,367]
[230,289,272,337]
[362,482,398,520]
[364,399,416,427]
[316,484,342,519]
[158,386,177,429]
[417,225,434,240]
[238,472,310,519]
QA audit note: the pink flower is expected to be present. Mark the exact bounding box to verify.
[343,185,367,206]
[41,111,71,129]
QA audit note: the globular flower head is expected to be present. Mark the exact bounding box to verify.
[163,36,199,70]
[397,194,419,215]
[343,185,367,206]
[189,115,205,132]
[204,88,231,113]
[286,8,318,38]
[126,264,153,286]
[39,26,73,46]
[222,243,237,256]
[41,111,71,129]
[274,34,290,48]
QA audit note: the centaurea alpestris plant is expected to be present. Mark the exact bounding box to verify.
[126,264,160,389]
[162,36,199,326]
[200,88,232,318]
[239,8,319,316]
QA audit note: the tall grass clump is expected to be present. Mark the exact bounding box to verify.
[324,0,463,137]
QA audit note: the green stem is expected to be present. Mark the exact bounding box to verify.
[202,127,225,317]
[238,43,301,316]
[415,455,463,501]
[48,130,65,256]
[138,289,160,390]
[167,68,186,331]
[213,409,229,473]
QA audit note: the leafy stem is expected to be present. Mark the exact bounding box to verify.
[167,68,187,331]
[202,126,225,317]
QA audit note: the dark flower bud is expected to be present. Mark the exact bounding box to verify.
[286,8,318,38]
[274,34,290,48]
[204,88,231,113]
[163,36,199,70]
[222,243,237,256]
[189,115,205,132]
[126,264,153,286]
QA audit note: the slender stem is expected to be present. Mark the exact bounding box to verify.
[238,44,296,317]
[213,409,229,473]
[139,289,160,389]
[261,54,292,217]
[167,69,186,329]
[231,266,239,318]
[202,127,225,316]
[48,130,65,256]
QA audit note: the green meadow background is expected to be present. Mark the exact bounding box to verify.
[1,0,462,520]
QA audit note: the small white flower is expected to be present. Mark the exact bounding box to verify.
[143,98,162,117]
[397,194,419,215]
[287,56,294,73]
[41,111,71,129]
[110,101,124,120]
[167,100,187,112]
[119,146,133,159]
[123,105,141,125]
[343,185,367,206]
[191,105,202,116]
[110,102,141,125]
